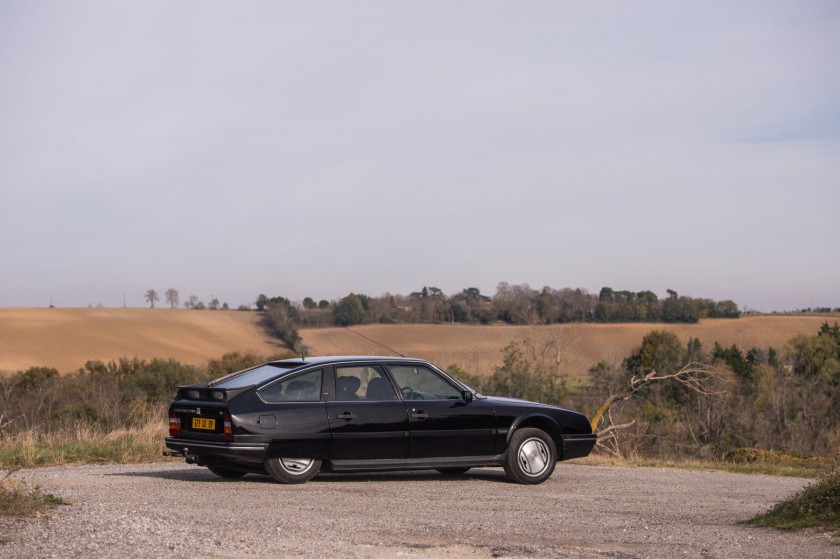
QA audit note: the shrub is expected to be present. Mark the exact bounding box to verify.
[750,470,840,530]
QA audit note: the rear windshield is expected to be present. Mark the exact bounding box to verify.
[210,364,299,389]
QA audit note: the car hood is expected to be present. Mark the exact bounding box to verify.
[481,395,558,409]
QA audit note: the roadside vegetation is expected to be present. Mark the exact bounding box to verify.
[0,352,292,468]
[1,469,69,518]
[748,470,840,531]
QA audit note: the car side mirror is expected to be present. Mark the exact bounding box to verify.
[461,390,474,404]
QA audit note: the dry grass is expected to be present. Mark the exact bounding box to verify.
[0,420,170,469]
[0,307,281,373]
[301,316,833,377]
[577,449,837,478]
[0,472,70,517]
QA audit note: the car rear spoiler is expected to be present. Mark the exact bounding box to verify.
[173,385,254,403]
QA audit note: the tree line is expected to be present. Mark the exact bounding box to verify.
[143,289,235,310]
[139,283,740,353]
[251,283,740,350]
[143,284,739,325]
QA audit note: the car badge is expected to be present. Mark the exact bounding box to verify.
[196,407,201,415]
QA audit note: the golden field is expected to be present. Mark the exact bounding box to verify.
[300,315,835,376]
[0,308,281,373]
[0,308,833,376]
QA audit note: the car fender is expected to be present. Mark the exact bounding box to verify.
[505,413,565,456]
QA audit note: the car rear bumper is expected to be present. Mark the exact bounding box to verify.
[165,437,268,463]
[560,433,597,460]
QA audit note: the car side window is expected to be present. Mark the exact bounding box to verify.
[387,365,462,400]
[336,365,397,401]
[259,369,323,402]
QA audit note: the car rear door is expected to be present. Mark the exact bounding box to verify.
[325,363,409,461]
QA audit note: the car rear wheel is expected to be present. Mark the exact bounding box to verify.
[436,467,471,475]
[264,457,321,484]
[503,428,556,484]
[207,464,247,479]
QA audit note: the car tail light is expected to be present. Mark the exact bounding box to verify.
[223,411,233,442]
[169,410,181,437]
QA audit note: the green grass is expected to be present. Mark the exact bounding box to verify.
[748,470,840,531]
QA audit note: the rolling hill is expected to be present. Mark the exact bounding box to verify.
[299,315,835,376]
[0,308,282,373]
[0,308,833,376]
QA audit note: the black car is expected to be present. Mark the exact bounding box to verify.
[165,356,596,484]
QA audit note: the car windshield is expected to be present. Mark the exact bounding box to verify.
[210,364,299,388]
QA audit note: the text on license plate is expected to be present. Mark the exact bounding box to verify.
[192,417,216,430]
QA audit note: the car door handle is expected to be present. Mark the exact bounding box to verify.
[336,412,355,420]
[410,410,428,420]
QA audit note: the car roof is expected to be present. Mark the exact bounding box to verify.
[268,355,431,367]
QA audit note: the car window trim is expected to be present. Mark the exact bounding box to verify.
[385,363,465,401]
[334,362,402,402]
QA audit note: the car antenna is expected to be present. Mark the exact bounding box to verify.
[344,327,405,357]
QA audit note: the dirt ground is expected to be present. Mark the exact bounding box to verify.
[1,462,837,558]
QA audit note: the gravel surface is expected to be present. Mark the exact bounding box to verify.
[1,462,837,558]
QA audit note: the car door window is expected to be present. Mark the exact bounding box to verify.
[336,365,397,401]
[387,365,462,400]
[259,369,323,402]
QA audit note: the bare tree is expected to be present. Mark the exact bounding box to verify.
[165,288,179,309]
[144,289,159,308]
[589,362,725,457]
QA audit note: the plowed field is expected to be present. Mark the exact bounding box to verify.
[0,308,832,376]
[300,316,834,375]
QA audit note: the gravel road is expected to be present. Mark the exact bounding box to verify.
[1,462,836,558]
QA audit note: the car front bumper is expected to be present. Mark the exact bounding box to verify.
[560,433,598,460]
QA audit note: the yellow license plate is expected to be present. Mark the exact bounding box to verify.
[192,417,216,430]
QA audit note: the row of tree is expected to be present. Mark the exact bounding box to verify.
[143,284,738,326]
[143,289,235,310]
[255,283,739,333]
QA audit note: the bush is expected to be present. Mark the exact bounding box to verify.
[750,470,840,530]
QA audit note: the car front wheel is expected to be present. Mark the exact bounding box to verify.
[263,457,321,484]
[503,428,556,484]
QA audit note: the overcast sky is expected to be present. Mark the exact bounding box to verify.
[1,1,838,312]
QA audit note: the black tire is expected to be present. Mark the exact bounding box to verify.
[207,465,247,479]
[436,467,471,476]
[503,428,557,484]
[263,457,321,484]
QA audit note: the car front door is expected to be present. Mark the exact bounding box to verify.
[386,364,496,458]
[326,364,409,461]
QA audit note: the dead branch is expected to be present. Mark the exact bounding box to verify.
[590,361,725,433]
[596,419,636,438]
